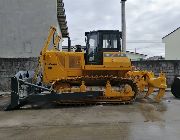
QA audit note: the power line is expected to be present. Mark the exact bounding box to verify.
[127,40,162,43]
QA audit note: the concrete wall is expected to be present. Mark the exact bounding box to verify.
[0,0,57,58]
[132,60,180,87]
[0,59,180,91]
[0,58,38,91]
[162,28,180,60]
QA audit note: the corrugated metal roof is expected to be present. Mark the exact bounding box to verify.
[126,51,147,56]
[57,0,69,37]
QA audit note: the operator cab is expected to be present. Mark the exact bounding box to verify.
[85,30,122,65]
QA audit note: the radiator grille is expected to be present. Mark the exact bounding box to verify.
[57,54,65,67]
[69,56,81,68]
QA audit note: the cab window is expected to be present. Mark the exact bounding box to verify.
[88,34,97,61]
[103,34,117,49]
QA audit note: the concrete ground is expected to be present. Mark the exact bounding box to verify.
[0,91,180,140]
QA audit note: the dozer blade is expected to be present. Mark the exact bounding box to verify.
[6,76,105,110]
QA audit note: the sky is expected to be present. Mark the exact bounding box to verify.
[62,0,180,57]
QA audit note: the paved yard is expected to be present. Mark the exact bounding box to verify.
[0,91,180,140]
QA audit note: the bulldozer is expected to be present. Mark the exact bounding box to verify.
[38,26,166,103]
[7,26,167,110]
[6,0,167,110]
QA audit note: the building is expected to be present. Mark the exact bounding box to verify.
[147,56,164,60]
[0,0,68,58]
[162,27,180,60]
[126,51,147,61]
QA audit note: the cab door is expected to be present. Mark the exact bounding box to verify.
[86,33,99,64]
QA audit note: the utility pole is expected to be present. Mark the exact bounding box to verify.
[121,0,127,53]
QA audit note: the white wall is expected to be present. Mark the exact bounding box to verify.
[163,28,180,60]
[0,0,57,58]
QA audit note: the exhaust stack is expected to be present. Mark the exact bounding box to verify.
[68,37,71,52]
[121,0,127,53]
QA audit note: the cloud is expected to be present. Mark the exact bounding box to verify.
[63,0,180,57]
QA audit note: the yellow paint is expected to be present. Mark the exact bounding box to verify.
[35,26,167,102]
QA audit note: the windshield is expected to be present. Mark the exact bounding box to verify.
[88,34,98,62]
[103,34,117,49]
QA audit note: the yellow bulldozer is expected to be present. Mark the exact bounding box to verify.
[37,26,166,103]
[6,0,166,110]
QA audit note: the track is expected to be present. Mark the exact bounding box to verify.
[53,76,139,105]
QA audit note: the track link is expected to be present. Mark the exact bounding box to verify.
[53,76,138,105]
